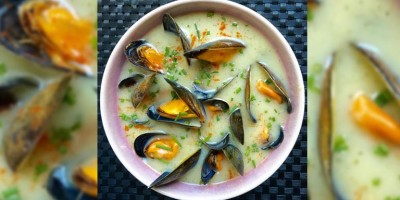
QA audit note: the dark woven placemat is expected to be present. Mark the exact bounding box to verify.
[98,0,307,199]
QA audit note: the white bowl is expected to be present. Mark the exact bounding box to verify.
[100,0,305,199]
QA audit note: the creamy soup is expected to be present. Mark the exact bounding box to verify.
[117,12,291,185]
[0,0,97,199]
[308,0,400,199]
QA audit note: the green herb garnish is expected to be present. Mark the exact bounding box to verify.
[171,91,179,100]
[232,21,238,27]
[374,89,394,107]
[0,63,7,76]
[194,23,201,39]
[235,87,241,94]
[333,135,348,153]
[2,187,21,200]
[374,143,389,157]
[35,163,48,178]
[372,178,381,186]
[156,144,173,151]
[207,11,214,17]
[63,87,76,106]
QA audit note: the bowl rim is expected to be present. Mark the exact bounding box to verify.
[100,0,305,199]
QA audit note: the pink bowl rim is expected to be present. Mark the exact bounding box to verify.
[100,0,305,199]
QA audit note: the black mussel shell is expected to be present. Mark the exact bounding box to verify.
[229,108,244,145]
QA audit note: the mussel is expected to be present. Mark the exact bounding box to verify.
[125,40,165,74]
[203,98,229,112]
[317,53,338,198]
[147,105,201,128]
[3,74,72,171]
[201,150,224,184]
[163,13,191,65]
[47,157,97,200]
[118,73,145,89]
[0,76,40,111]
[157,99,198,119]
[257,61,293,113]
[0,0,95,76]
[164,77,206,123]
[222,144,244,176]
[184,37,245,63]
[260,126,285,150]
[193,76,235,100]
[245,65,257,123]
[131,73,156,108]
[134,131,180,160]
[229,108,244,145]
[201,135,243,184]
[149,149,201,188]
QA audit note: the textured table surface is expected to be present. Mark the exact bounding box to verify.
[98,0,307,199]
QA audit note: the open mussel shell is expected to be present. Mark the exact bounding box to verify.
[47,157,97,200]
[163,13,191,65]
[0,76,40,111]
[184,37,245,63]
[149,149,201,188]
[1,0,94,76]
[125,39,165,74]
[245,65,257,123]
[261,126,284,150]
[147,105,201,128]
[118,73,144,89]
[204,133,230,150]
[201,150,217,185]
[203,98,229,112]
[131,73,156,108]
[3,74,72,171]
[229,108,244,145]
[0,0,53,70]
[193,76,235,100]
[164,77,206,123]
[222,144,244,176]
[134,131,169,158]
[257,61,292,113]
[351,42,400,102]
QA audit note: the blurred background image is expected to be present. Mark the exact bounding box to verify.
[308,0,400,199]
[0,0,97,199]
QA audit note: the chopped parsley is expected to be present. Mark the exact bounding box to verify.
[252,160,256,168]
[308,74,320,93]
[63,86,76,106]
[171,91,179,100]
[35,163,49,178]
[251,143,259,152]
[308,9,314,21]
[221,16,226,21]
[157,158,169,164]
[232,21,238,27]
[0,63,7,76]
[156,144,172,151]
[229,105,239,114]
[235,87,242,94]
[194,23,201,39]
[333,135,348,153]
[372,178,381,186]
[51,119,81,144]
[374,89,394,107]
[374,143,389,157]
[216,115,220,122]
[250,95,256,101]
[207,11,214,17]
[2,187,21,200]
[265,78,273,85]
